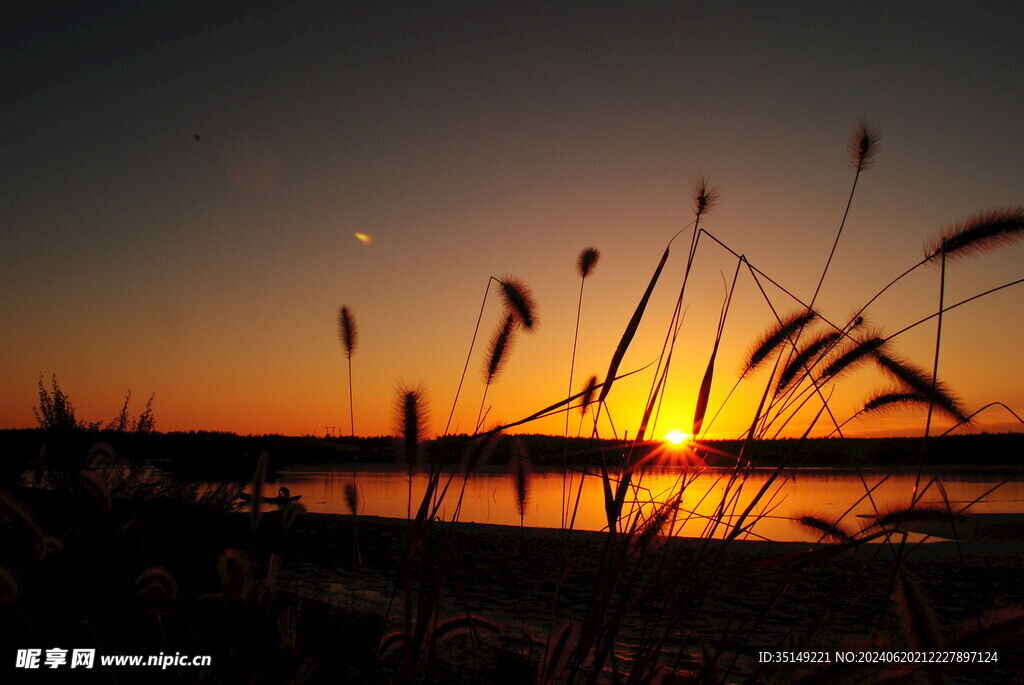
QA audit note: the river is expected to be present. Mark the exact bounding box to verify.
[242,464,1024,542]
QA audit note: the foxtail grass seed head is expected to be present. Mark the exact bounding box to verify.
[542,621,575,683]
[576,247,600,279]
[925,207,1024,263]
[692,174,720,216]
[338,305,357,359]
[776,331,841,392]
[86,442,115,469]
[872,352,969,423]
[79,469,112,511]
[819,334,887,381]
[497,276,539,330]
[894,571,941,651]
[430,615,501,645]
[0,490,47,542]
[743,310,817,376]
[631,497,680,553]
[795,514,850,543]
[849,119,880,171]
[394,385,428,471]
[483,313,516,384]
[217,549,255,604]
[579,374,599,416]
[35,536,63,563]
[862,390,930,415]
[135,567,178,604]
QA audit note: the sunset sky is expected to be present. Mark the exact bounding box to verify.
[3,1,1022,440]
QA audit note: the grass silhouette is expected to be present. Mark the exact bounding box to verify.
[6,121,1023,684]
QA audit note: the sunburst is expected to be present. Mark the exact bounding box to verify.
[664,430,690,445]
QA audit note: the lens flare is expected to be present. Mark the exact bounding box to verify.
[354,232,373,245]
[664,431,690,445]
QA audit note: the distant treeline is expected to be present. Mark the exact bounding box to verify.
[0,429,1020,482]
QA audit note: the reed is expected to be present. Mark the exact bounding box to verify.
[483,313,516,385]
[444,278,496,435]
[338,305,358,436]
[872,351,969,424]
[395,385,427,520]
[911,209,1024,500]
[498,276,539,331]
[763,121,880,443]
[795,513,851,543]
[633,175,719,450]
[217,548,255,604]
[446,429,503,524]
[391,382,437,681]
[574,374,599,439]
[630,493,681,553]
[692,260,741,438]
[597,246,670,408]
[807,120,879,309]
[538,621,576,685]
[741,310,817,377]
[848,118,881,172]
[477,313,516,432]
[692,173,720,216]
[818,334,886,381]
[563,247,600,527]
[590,245,670,532]
[893,570,942,651]
[575,374,598,415]
[925,207,1024,263]
[861,389,930,414]
[776,330,841,393]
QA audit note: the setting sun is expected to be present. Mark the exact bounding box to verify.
[664,431,691,445]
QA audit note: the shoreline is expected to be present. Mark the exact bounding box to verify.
[294,510,1024,556]
[281,511,1024,682]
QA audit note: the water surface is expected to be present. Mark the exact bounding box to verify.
[250,464,1024,543]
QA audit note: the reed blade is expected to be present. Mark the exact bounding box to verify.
[597,246,670,405]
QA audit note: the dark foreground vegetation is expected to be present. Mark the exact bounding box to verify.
[2,476,1023,685]
[0,483,388,684]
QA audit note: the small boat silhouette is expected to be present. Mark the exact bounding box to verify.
[238,487,301,505]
